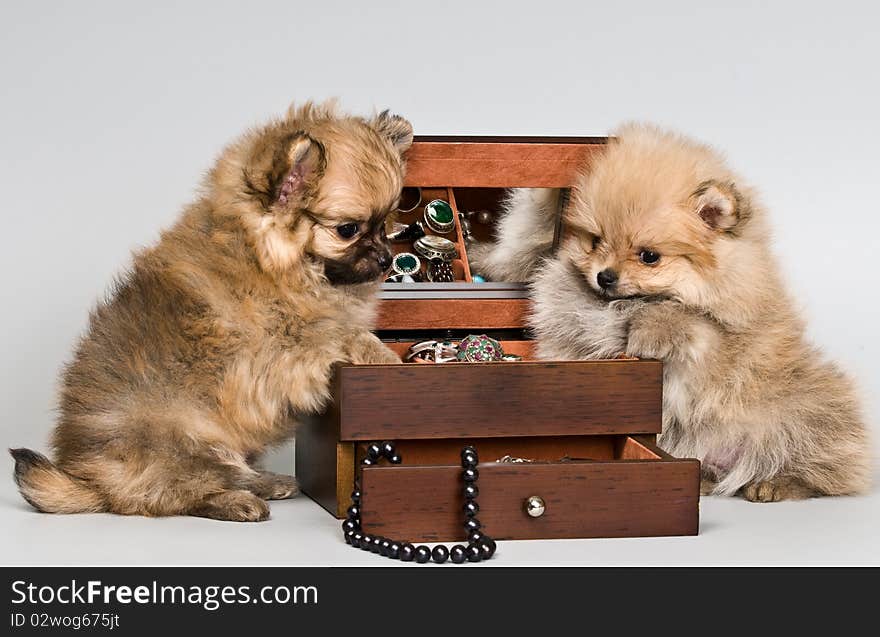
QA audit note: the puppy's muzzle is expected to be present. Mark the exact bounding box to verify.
[597,268,618,290]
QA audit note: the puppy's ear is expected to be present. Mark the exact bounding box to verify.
[276,132,325,206]
[690,180,744,232]
[370,110,414,154]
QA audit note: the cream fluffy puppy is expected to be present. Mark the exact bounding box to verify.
[481,125,871,501]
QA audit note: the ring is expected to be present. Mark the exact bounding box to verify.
[414,235,457,262]
[427,259,455,283]
[384,273,418,283]
[456,334,504,362]
[406,340,439,360]
[423,199,456,234]
[464,209,495,225]
[406,340,459,363]
[396,187,422,213]
[459,213,472,240]
[388,220,426,244]
[391,252,421,276]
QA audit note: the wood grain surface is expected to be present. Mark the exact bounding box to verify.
[403,139,607,188]
[294,394,356,518]
[375,298,530,330]
[337,359,662,440]
[359,437,699,541]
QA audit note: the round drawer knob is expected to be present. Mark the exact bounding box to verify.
[525,495,546,518]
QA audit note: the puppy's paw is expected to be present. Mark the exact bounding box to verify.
[370,346,402,365]
[625,304,679,360]
[609,298,645,317]
[252,472,299,500]
[347,332,400,365]
[626,301,712,362]
[741,477,817,502]
[193,490,271,522]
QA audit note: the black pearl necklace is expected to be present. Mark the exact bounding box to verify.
[343,441,497,564]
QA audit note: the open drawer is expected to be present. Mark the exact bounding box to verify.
[295,357,666,520]
[357,436,699,541]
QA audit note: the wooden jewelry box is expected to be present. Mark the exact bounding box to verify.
[296,137,700,541]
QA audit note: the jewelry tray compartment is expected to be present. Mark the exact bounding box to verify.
[388,186,471,283]
[379,186,533,330]
[386,186,534,285]
[358,436,700,541]
[376,136,607,331]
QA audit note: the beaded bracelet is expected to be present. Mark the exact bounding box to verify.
[342,441,497,564]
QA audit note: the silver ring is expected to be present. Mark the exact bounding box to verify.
[464,209,495,225]
[406,340,439,360]
[384,273,417,283]
[414,235,457,262]
[396,187,422,213]
[459,213,472,240]
[387,220,426,244]
[406,340,459,363]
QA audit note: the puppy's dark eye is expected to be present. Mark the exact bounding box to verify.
[336,223,359,239]
[639,249,661,265]
[591,235,602,250]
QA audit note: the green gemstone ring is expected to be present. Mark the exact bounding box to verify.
[423,199,456,234]
[391,252,421,276]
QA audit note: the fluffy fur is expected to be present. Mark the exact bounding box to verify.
[466,188,560,282]
[485,124,871,501]
[11,101,412,521]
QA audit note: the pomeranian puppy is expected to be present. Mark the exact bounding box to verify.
[479,124,870,501]
[10,101,411,521]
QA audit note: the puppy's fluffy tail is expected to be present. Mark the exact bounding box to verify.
[9,448,104,514]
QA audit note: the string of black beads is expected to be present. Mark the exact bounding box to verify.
[342,441,497,564]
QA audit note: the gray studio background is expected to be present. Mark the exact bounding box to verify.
[1,1,878,564]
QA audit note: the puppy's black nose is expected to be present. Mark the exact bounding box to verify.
[377,251,393,270]
[597,268,618,289]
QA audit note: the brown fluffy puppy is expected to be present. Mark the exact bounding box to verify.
[10,101,411,521]
[502,124,871,501]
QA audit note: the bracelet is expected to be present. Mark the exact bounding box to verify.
[342,441,497,564]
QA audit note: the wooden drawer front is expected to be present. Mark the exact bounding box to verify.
[359,440,699,542]
[376,299,529,331]
[337,360,662,440]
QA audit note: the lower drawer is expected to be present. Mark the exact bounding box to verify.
[359,436,699,541]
